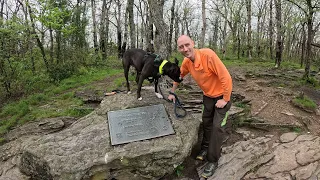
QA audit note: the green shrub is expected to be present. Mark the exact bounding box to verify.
[65,108,93,117]
[28,93,49,105]
[234,102,246,108]
[0,100,30,118]
[306,77,319,87]
[292,95,317,110]
[175,165,184,177]
[61,92,74,100]
[48,63,77,83]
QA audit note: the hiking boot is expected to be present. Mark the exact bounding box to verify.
[201,162,218,178]
[196,150,207,161]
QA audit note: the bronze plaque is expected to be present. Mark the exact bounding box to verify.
[107,104,174,145]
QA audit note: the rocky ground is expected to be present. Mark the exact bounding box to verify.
[161,66,320,180]
[81,65,320,180]
[1,65,320,180]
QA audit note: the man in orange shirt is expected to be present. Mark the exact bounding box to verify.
[168,35,232,178]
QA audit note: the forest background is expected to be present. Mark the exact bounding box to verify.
[0,0,319,139]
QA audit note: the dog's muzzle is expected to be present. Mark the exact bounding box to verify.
[177,76,183,82]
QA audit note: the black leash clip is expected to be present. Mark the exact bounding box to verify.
[169,91,187,118]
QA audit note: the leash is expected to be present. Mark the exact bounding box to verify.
[145,53,186,118]
[157,78,187,118]
[168,91,187,118]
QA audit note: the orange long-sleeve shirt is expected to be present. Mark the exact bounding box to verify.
[179,48,232,101]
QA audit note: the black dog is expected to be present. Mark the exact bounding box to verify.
[122,48,182,100]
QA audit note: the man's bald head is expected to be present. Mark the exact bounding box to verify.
[177,35,192,44]
[177,35,195,61]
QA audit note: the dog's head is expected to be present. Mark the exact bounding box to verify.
[165,58,183,83]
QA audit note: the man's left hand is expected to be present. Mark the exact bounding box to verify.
[215,99,228,108]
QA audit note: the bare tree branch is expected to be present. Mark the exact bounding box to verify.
[285,0,307,14]
[311,43,320,48]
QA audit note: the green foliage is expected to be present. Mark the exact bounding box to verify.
[170,51,184,65]
[297,76,320,89]
[0,100,30,135]
[292,95,317,110]
[291,127,302,133]
[106,74,134,92]
[114,77,126,87]
[28,93,49,105]
[61,92,74,100]
[175,164,184,177]
[0,137,5,144]
[280,61,302,70]
[65,108,94,117]
[38,0,73,31]
[48,63,77,83]
[234,102,246,108]
[0,66,123,137]
[306,77,319,88]
[0,100,30,118]
[23,73,53,95]
[105,55,123,69]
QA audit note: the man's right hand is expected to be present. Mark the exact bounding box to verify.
[168,94,176,103]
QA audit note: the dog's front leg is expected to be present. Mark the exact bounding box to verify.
[123,66,131,94]
[135,71,141,84]
[137,74,145,101]
[154,78,163,99]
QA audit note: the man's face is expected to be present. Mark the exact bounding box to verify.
[177,37,195,60]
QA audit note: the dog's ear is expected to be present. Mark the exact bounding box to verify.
[174,57,179,65]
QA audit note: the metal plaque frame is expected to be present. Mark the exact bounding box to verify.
[107,104,174,145]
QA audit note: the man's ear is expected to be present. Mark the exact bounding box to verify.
[174,57,179,65]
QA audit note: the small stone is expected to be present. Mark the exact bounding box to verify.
[279,132,298,143]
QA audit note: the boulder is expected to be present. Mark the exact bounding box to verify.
[204,132,320,180]
[17,91,200,180]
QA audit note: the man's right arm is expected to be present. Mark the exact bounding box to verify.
[168,59,189,102]
[168,82,179,102]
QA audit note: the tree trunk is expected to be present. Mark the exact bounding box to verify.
[137,0,145,50]
[303,0,314,79]
[145,6,154,53]
[21,0,35,73]
[213,17,219,51]
[136,10,139,48]
[174,11,179,50]
[100,0,107,60]
[256,1,266,57]
[168,0,175,55]
[26,0,49,71]
[285,0,316,78]
[0,0,10,95]
[246,0,252,60]
[91,0,98,53]
[300,23,306,67]
[121,0,128,56]
[49,27,54,63]
[275,0,282,68]
[237,23,241,59]
[116,0,122,58]
[128,0,136,48]
[269,0,274,59]
[222,0,228,58]
[56,30,61,64]
[200,0,206,48]
[147,0,169,59]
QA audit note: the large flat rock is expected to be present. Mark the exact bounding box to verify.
[18,92,201,179]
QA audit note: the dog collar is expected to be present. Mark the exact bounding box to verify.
[159,60,168,75]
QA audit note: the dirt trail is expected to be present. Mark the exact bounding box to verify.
[229,66,320,136]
